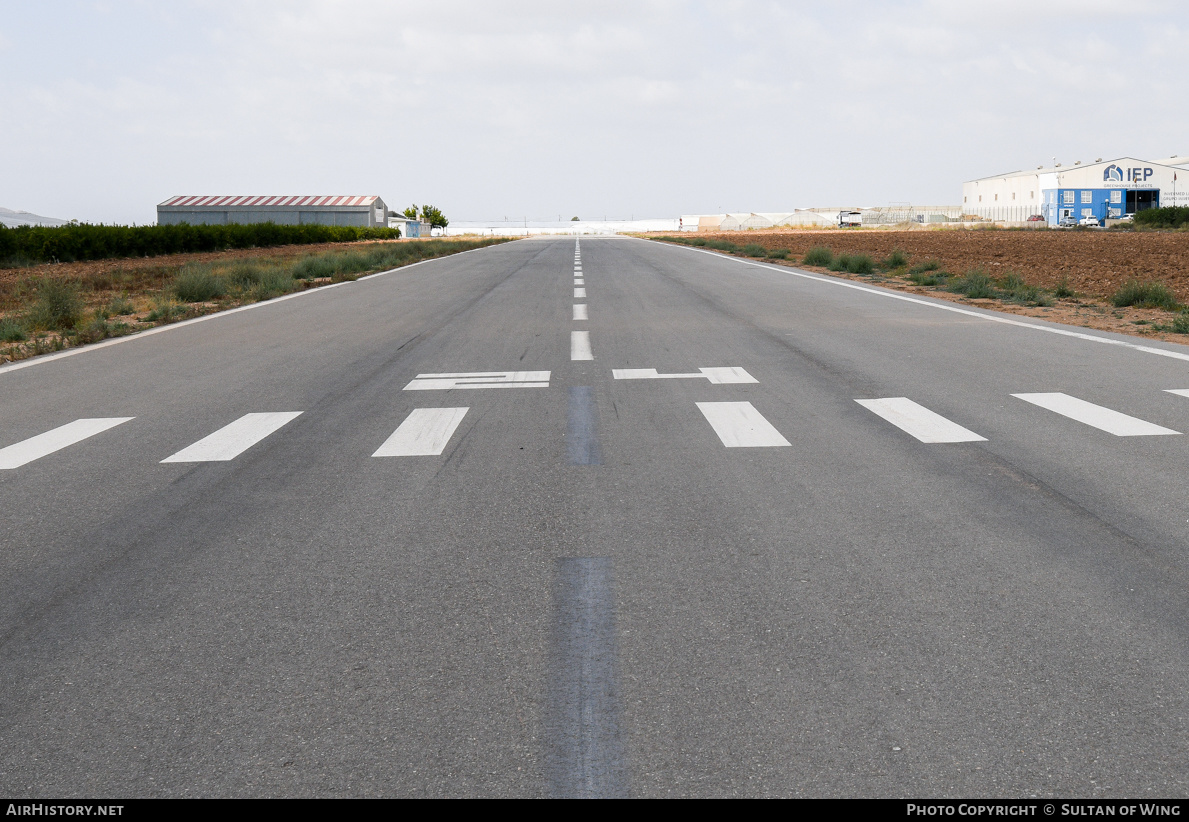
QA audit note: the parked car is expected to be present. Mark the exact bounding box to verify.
[1058,215,1079,228]
[1027,214,1045,222]
[1079,215,1103,227]
[1116,214,1134,223]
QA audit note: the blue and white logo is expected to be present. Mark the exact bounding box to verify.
[1104,164,1124,182]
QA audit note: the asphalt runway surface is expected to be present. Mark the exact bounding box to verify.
[2,236,1188,797]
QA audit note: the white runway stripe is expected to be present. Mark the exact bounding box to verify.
[1165,389,1189,398]
[405,371,549,390]
[574,288,586,298]
[0,417,134,470]
[696,402,791,448]
[573,304,588,320]
[571,330,594,361]
[161,412,303,462]
[1013,393,1180,436]
[575,279,584,285]
[372,408,468,456]
[855,397,987,443]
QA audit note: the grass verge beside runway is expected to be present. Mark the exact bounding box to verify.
[0,237,513,364]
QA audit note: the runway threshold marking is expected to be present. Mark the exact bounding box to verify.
[161,412,303,463]
[1012,393,1180,436]
[0,417,135,469]
[571,331,594,361]
[372,407,468,457]
[855,397,987,443]
[573,304,588,321]
[574,288,586,298]
[696,401,791,447]
[613,367,757,384]
[404,371,550,390]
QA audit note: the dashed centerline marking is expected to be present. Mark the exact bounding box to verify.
[0,417,135,470]
[372,407,468,456]
[571,331,594,361]
[696,401,791,448]
[404,371,550,390]
[573,304,588,321]
[855,397,987,443]
[1012,392,1180,436]
[575,288,586,298]
[161,412,303,463]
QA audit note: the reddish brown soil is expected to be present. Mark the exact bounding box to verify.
[649,229,1189,343]
[674,228,1189,301]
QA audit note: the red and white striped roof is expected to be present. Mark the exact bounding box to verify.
[160,195,380,208]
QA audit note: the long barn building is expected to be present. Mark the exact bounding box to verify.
[157,196,389,227]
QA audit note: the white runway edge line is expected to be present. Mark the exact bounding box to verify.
[373,408,468,457]
[0,417,134,470]
[696,401,791,448]
[161,412,303,462]
[574,288,586,298]
[573,304,588,321]
[1012,393,1180,436]
[656,241,1189,364]
[572,331,594,361]
[0,244,499,378]
[855,397,987,443]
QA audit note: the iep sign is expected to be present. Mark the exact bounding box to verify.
[1104,164,1154,183]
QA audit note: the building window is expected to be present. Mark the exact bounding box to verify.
[964,196,967,203]
[1063,191,1074,204]
[994,194,999,201]
[1081,190,1092,204]
[1012,192,1016,200]
[979,195,982,202]
[1082,208,1093,217]
[1030,191,1035,199]
[1111,190,1122,204]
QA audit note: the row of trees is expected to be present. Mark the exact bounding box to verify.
[401,204,449,229]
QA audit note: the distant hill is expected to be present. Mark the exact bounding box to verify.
[0,207,70,228]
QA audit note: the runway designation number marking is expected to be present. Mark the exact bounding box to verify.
[404,371,550,390]
[161,412,303,462]
[0,417,135,470]
[855,397,987,443]
[373,408,468,456]
[613,367,758,384]
[1013,393,1180,437]
[696,401,791,448]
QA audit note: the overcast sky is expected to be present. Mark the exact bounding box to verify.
[3,1,1187,224]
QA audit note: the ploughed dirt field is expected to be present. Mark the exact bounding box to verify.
[651,229,1189,342]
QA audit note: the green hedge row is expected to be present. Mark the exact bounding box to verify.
[1134,206,1189,229]
[0,222,400,266]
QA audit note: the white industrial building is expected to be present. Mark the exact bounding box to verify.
[963,156,1188,225]
[158,195,389,227]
